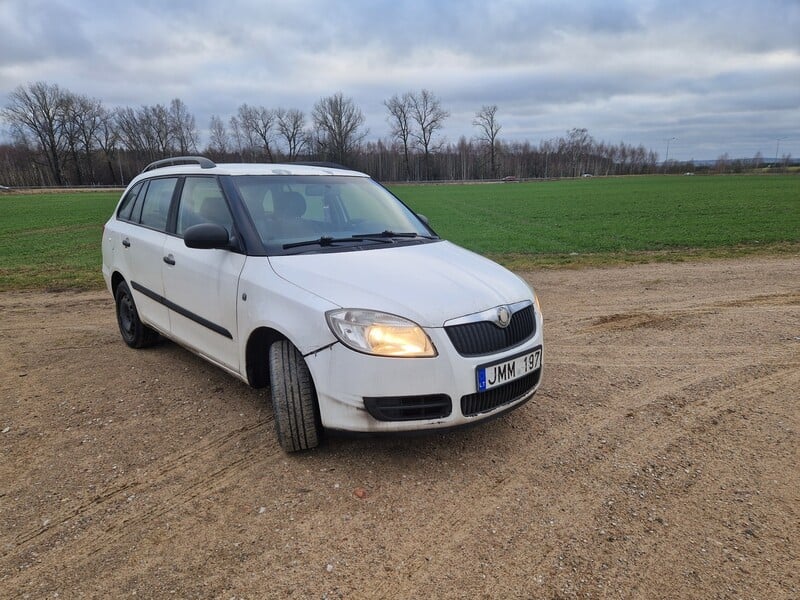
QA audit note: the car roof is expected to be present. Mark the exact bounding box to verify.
[122,158,371,194]
[133,161,367,180]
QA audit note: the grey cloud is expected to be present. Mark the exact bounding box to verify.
[0,0,91,63]
[0,0,797,161]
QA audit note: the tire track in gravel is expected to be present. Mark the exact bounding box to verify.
[2,416,277,584]
[582,364,800,599]
[364,348,799,598]
[584,291,800,332]
[572,364,800,469]
[391,369,792,597]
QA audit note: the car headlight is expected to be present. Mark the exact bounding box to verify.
[325,309,437,357]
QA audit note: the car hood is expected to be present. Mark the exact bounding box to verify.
[267,241,532,327]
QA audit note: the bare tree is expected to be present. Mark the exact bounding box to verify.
[384,92,414,180]
[236,104,276,160]
[114,103,174,164]
[93,106,120,184]
[409,89,448,179]
[473,104,501,178]
[276,108,307,160]
[456,135,474,180]
[61,93,86,184]
[567,127,592,177]
[0,138,42,186]
[60,92,106,184]
[2,81,69,185]
[228,115,246,160]
[1,79,673,185]
[715,153,730,174]
[169,98,198,155]
[311,92,367,166]
[145,104,173,156]
[74,95,105,183]
[207,115,229,157]
[114,106,149,159]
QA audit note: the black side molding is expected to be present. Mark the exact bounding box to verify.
[130,281,233,339]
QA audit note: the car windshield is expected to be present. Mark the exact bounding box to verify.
[231,175,437,254]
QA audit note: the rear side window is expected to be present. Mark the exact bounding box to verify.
[117,182,144,221]
[139,178,178,231]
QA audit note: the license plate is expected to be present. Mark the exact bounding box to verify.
[477,347,542,392]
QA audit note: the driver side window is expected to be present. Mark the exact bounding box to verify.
[177,177,233,235]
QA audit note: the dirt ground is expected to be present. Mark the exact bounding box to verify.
[1,256,798,599]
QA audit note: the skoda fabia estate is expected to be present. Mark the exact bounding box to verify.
[102,157,543,451]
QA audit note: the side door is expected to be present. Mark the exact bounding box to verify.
[161,176,246,371]
[123,177,179,334]
[106,180,145,290]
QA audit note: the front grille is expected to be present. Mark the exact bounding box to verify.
[461,369,541,417]
[445,305,535,357]
[364,394,452,421]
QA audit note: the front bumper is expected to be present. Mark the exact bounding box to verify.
[304,326,543,433]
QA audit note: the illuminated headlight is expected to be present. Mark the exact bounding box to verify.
[325,309,437,357]
[519,276,542,319]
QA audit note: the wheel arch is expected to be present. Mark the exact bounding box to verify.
[245,326,287,388]
[111,271,126,297]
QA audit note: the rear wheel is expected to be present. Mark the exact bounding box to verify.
[268,340,321,452]
[115,280,159,348]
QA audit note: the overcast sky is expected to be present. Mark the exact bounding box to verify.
[1,0,798,162]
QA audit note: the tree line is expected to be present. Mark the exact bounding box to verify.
[1,80,665,187]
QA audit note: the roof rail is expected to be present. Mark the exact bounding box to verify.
[292,161,350,170]
[142,156,216,173]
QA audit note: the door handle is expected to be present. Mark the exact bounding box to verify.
[122,238,131,248]
[163,254,176,266]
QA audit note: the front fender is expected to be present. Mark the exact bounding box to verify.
[237,257,339,357]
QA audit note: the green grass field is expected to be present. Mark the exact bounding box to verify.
[393,175,800,253]
[0,175,798,291]
[0,191,118,290]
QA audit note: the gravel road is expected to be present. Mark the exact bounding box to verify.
[1,256,798,599]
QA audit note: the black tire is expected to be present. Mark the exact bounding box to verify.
[268,340,321,452]
[115,280,159,349]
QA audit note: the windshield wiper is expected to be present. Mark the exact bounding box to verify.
[282,231,436,250]
[352,230,436,240]
[283,235,393,250]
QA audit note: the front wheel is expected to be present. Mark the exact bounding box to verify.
[115,280,159,348]
[268,340,321,452]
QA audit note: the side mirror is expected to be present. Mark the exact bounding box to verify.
[417,213,430,226]
[184,223,230,249]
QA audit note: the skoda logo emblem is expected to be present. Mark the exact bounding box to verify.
[496,306,511,328]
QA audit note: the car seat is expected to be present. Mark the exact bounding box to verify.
[272,191,314,238]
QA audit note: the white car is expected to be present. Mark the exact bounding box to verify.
[102,157,543,451]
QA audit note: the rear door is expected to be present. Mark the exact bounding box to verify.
[124,177,179,334]
[161,176,246,371]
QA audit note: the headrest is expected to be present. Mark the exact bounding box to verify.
[274,191,306,219]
